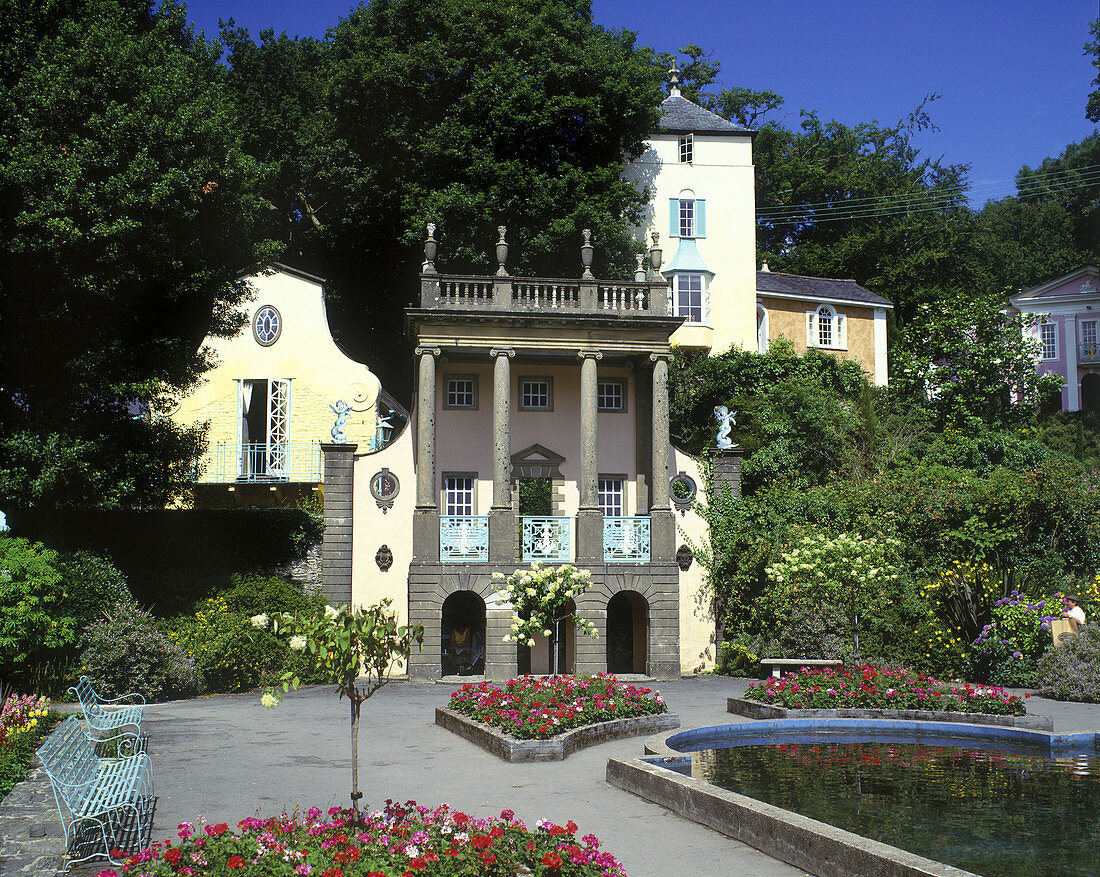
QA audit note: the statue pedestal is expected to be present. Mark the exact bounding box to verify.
[709,447,743,499]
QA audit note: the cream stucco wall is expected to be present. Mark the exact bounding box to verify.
[174,266,381,480]
[672,447,714,673]
[625,132,757,356]
[759,295,881,383]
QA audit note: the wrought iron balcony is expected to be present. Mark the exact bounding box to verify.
[522,516,573,563]
[603,517,651,563]
[440,516,489,562]
[1078,343,1100,366]
[197,441,324,483]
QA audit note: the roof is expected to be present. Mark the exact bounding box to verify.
[757,270,893,308]
[658,94,751,135]
[1008,265,1099,306]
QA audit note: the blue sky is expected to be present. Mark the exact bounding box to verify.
[184,0,1099,207]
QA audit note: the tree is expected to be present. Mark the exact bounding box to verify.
[262,601,423,822]
[1086,18,1100,123]
[221,0,665,392]
[0,0,274,508]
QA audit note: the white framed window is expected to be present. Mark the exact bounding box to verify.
[673,273,710,325]
[1082,320,1098,346]
[806,305,846,350]
[597,379,627,412]
[1040,319,1058,360]
[679,133,693,164]
[443,474,475,516]
[757,305,769,354]
[238,378,291,479]
[443,375,477,410]
[519,377,553,411]
[252,305,282,346]
[598,477,624,516]
[668,191,706,238]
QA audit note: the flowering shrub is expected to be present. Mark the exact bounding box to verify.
[919,561,1006,678]
[745,665,1027,716]
[165,597,276,693]
[1036,622,1100,702]
[81,600,201,701]
[971,591,1063,686]
[494,563,597,651]
[0,693,49,742]
[0,694,57,801]
[97,802,625,877]
[448,674,667,740]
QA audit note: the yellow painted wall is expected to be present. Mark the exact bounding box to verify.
[672,447,715,672]
[760,295,879,381]
[173,266,381,479]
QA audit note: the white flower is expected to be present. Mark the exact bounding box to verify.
[526,588,537,597]
[527,639,536,647]
[260,692,279,709]
[289,635,307,652]
[324,605,339,620]
[251,613,269,629]
[543,629,553,638]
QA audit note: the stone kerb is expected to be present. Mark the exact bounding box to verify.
[727,697,1054,731]
[435,706,680,762]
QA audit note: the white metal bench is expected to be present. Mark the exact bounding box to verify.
[37,716,155,866]
[69,676,143,752]
[760,658,843,679]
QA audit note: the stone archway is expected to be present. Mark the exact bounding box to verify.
[606,591,648,674]
[441,590,486,677]
[1082,373,1100,413]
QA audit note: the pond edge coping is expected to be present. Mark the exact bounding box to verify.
[728,697,1054,731]
[434,707,680,762]
[607,719,1100,877]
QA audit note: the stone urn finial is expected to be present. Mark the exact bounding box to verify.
[496,226,509,276]
[648,231,662,275]
[580,228,594,279]
[634,253,646,282]
[422,222,438,274]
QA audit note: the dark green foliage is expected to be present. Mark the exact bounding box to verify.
[1087,18,1100,124]
[80,600,201,701]
[220,574,326,618]
[1036,624,1100,702]
[0,712,59,802]
[0,0,275,508]
[58,551,132,629]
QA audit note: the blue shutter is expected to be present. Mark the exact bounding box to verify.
[696,199,706,238]
[669,198,679,237]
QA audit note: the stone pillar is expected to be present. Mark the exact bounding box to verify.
[1065,315,1080,411]
[634,367,652,515]
[321,442,357,605]
[576,351,603,563]
[711,448,744,498]
[413,346,441,561]
[650,354,675,562]
[489,348,515,561]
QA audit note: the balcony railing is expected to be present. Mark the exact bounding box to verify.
[603,517,651,563]
[440,516,489,562]
[421,275,669,317]
[1079,343,1100,366]
[197,441,323,483]
[522,516,573,563]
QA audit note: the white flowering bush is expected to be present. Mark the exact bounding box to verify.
[493,563,597,659]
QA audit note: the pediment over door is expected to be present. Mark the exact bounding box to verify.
[510,443,566,480]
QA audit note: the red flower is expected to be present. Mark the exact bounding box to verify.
[543,851,563,868]
[335,847,360,864]
[471,834,493,849]
[226,856,246,869]
[323,869,344,877]
[164,849,181,864]
[205,823,229,837]
[489,825,504,839]
[478,851,497,865]
[408,858,426,870]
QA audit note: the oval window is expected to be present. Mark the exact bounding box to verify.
[253,305,282,346]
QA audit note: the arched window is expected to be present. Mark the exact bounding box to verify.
[806,304,845,350]
[668,189,706,238]
[757,305,769,353]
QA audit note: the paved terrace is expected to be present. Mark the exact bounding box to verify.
[5,676,1100,876]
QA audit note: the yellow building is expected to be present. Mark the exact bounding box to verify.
[173,263,404,506]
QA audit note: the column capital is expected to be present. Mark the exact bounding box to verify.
[415,345,442,357]
[489,347,515,358]
[577,350,604,361]
[649,352,672,364]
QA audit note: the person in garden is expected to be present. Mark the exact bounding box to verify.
[1062,594,1086,629]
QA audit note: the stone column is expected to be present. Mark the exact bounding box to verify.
[1065,315,1080,411]
[489,348,515,561]
[413,346,441,561]
[649,353,675,562]
[576,351,603,563]
[320,442,357,605]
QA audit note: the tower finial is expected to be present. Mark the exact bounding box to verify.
[667,64,681,98]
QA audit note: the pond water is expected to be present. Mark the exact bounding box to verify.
[678,737,1100,877]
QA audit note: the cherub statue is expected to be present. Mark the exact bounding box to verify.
[330,400,351,443]
[714,405,737,450]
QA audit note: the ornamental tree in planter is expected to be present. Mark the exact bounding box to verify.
[258,599,423,820]
[494,563,597,674]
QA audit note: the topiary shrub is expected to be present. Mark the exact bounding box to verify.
[1035,624,1100,702]
[80,600,201,701]
[219,573,325,617]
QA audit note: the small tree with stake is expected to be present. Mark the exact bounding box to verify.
[259,599,423,821]
[494,563,597,674]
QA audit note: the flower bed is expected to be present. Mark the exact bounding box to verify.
[97,801,626,877]
[447,674,667,740]
[743,665,1028,716]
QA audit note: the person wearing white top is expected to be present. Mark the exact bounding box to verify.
[1062,595,1086,628]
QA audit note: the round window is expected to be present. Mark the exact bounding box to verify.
[253,305,282,346]
[670,472,697,515]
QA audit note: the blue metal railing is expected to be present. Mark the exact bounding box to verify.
[603,516,651,563]
[440,516,489,562]
[522,516,573,563]
[196,441,324,483]
[1078,343,1100,365]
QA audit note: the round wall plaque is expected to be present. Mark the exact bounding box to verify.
[370,468,400,513]
[670,472,698,516]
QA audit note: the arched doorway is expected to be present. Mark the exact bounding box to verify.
[1082,373,1100,413]
[606,591,648,674]
[441,591,486,677]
